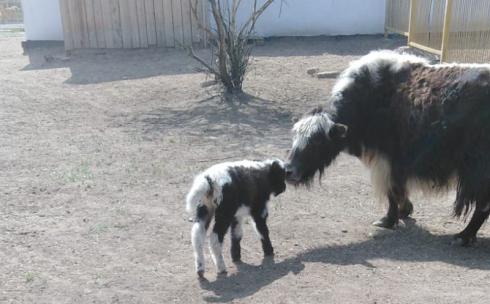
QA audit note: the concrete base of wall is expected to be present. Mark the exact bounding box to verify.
[21,40,64,49]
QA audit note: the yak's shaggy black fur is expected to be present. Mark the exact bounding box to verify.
[287,50,490,246]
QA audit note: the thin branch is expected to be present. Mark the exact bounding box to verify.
[190,0,218,41]
[239,0,275,37]
[231,0,241,33]
[209,0,233,87]
[247,0,259,37]
[215,0,228,33]
[188,46,220,77]
[187,0,279,93]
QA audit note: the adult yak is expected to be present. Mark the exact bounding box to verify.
[286,50,490,246]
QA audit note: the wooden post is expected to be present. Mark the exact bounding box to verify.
[407,0,417,45]
[440,0,453,63]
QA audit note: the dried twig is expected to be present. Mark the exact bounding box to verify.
[239,0,276,37]
[188,47,219,77]
[187,0,281,93]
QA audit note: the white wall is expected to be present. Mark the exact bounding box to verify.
[237,0,387,37]
[21,0,386,42]
[22,0,63,40]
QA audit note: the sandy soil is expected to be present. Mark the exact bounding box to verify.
[2,33,490,304]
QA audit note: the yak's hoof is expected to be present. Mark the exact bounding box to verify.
[232,257,242,263]
[399,200,414,219]
[197,270,205,278]
[372,216,398,229]
[452,234,477,247]
[217,270,228,277]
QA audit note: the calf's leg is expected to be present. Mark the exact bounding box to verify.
[230,218,243,262]
[252,209,274,257]
[191,205,212,277]
[209,217,231,274]
[191,221,206,277]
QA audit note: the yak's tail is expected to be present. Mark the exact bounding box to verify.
[186,175,214,214]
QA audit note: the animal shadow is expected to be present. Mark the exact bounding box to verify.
[199,257,305,303]
[299,219,490,270]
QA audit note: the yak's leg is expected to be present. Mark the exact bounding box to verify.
[209,217,231,274]
[252,209,274,257]
[230,217,243,262]
[373,184,407,229]
[453,208,490,247]
[398,198,414,219]
[373,193,399,228]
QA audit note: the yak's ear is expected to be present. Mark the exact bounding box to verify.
[328,123,348,140]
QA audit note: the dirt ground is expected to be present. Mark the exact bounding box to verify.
[2,33,490,304]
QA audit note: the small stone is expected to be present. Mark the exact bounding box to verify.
[201,80,217,88]
[307,68,320,75]
[316,71,341,79]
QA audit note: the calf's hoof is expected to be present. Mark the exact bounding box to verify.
[372,216,397,229]
[399,200,414,219]
[263,248,274,257]
[197,270,205,279]
[452,233,477,247]
[231,250,241,263]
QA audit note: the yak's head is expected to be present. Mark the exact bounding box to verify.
[286,108,348,185]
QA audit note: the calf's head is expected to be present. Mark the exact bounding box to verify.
[268,160,287,196]
[286,109,347,185]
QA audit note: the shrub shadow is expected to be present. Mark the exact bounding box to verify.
[125,93,294,149]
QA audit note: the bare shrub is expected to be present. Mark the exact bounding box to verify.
[190,0,282,94]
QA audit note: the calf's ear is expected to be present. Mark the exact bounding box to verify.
[269,161,285,178]
[328,123,348,140]
[269,160,286,195]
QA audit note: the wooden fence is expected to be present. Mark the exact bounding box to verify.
[385,0,490,63]
[59,0,208,50]
[0,0,22,24]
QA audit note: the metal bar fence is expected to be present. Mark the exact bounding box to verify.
[386,0,490,63]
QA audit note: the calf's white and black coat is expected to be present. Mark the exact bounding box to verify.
[186,160,286,276]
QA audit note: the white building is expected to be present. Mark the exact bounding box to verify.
[21,0,63,41]
[21,0,387,42]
